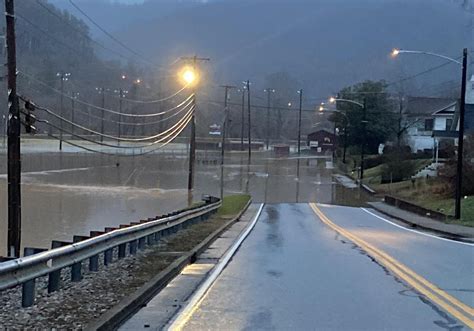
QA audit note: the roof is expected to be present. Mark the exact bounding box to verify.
[405,96,457,117]
[307,130,336,139]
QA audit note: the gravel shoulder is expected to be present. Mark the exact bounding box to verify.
[0,201,248,330]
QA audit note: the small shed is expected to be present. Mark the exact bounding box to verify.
[274,144,290,157]
[307,130,336,152]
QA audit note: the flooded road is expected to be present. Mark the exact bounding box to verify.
[0,142,372,256]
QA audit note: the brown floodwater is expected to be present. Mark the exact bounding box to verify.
[0,146,372,257]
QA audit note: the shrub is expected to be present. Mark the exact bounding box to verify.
[438,135,474,196]
[381,151,416,183]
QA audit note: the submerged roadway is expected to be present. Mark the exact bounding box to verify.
[175,203,473,330]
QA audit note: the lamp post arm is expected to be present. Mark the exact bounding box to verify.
[396,50,462,65]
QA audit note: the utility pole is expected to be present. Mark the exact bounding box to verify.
[96,87,106,142]
[118,88,123,144]
[297,89,303,154]
[342,124,348,164]
[240,88,245,151]
[220,85,236,200]
[181,55,210,194]
[455,48,468,219]
[71,92,78,136]
[5,0,21,257]
[101,89,105,142]
[360,98,367,181]
[246,80,252,163]
[264,88,275,150]
[57,71,70,150]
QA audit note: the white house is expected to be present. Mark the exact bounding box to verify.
[404,96,458,153]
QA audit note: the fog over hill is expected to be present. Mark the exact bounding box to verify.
[53,0,472,99]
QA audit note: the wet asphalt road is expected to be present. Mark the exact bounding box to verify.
[182,203,473,330]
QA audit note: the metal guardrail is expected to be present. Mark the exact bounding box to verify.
[0,197,221,307]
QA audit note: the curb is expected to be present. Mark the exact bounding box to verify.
[166,203,264,330]
[368,203,474,241]
[86,198,252,331]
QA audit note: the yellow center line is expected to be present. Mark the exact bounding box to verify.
[309,203,474,329]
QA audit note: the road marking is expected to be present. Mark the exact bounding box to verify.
[166,203,265,331]
[361,208,474,247]
[309,203,474,328]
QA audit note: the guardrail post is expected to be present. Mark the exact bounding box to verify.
[104,248,113,266]
[103,228,117,266]
[147,234,155,246]
[48,240,70,293]
[118,243,126,259]
[22,247,47,307]
[129,240,138,255]
[71,236,88,282]
[154,231,161,242]
[138,237,146,250]
[89,231,104,272]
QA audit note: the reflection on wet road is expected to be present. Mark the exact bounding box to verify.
[182,204,473,330]
[0,151,372,256]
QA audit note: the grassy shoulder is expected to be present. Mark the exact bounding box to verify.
[338,155,474,227]
[217,194,251,217]
[371,178,474,227]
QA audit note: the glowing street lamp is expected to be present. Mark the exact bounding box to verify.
[180,66,198,86]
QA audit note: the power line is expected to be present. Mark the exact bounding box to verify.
[16,12,85,56]
[32,106,193,149]
[18,70,194,118]
[45,96,195,127]
[68,0,164,71]
[31,0,136,64]
[19,94,195,142]
[37,113,193,157]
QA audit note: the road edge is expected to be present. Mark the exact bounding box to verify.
[367,203,474,241]
[86,198,253,331]
[165,203,265,330]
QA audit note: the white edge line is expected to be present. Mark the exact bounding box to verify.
[361,207,474,247]
[166,203,265,330]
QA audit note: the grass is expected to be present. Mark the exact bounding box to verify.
[371,177,474,227]
[217,194,251,217]
[362,158,432,185]
[339,155,473,227]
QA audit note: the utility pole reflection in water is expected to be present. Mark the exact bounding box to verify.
[296,158,300,203]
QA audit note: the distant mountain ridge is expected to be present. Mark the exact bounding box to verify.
[52,0,472,98]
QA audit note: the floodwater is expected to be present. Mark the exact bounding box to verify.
[0,142,372,257]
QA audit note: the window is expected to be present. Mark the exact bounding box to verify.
[446,118,453,131]
[424,118,434,131]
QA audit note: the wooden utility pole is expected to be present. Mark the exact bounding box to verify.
[455,48,468,219]
[246,80,252,163]
[5,0,21,258]
[240,88,245,151]
[181,55,210,193]
[297,89,303,154]
[264,88,275,150]
[220,85,236,199]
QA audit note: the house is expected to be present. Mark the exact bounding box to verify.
[464,75,474,134]
[403,96,458,154]
[307,130,336,153]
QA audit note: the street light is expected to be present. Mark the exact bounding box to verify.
[329,97,367,176]
[56,71,71,151]
[180,66,198,86]
[392,47,468,219]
